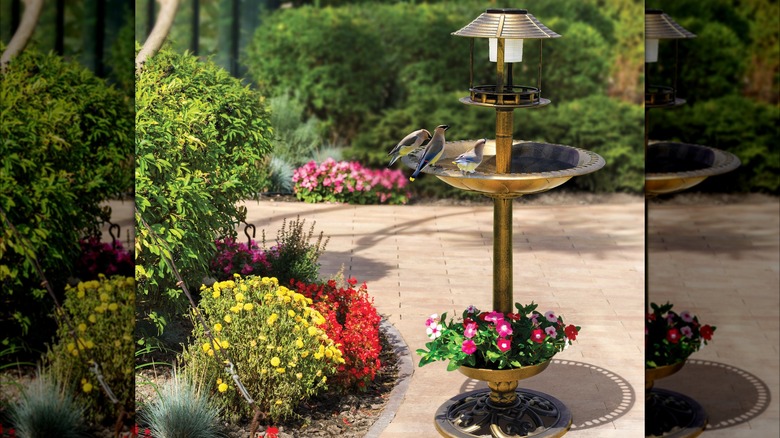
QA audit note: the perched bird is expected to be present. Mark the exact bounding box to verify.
[453,138,487,175]
[410,125,449,182]
[387,128,431,167]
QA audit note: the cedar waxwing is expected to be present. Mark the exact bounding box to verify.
[387,128,431,167]
[453,138,486,175]
[410,125,449,181]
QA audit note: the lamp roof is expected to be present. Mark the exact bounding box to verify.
[452,9,561,39]
[646,9,696,39]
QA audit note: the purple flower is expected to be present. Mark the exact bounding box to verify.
[544,310,557,323]
[680,326,694,339]
[545,326,557,338]
[680,311,694,323]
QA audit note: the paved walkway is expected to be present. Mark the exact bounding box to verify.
[246,198,646,437]
[111,195,779,437]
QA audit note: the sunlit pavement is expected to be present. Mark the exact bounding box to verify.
[112,194,779,437]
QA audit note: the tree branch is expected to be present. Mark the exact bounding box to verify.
[135,0,180,72]
[0,0,44,72]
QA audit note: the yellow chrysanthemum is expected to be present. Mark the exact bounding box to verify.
[82,382,93,393]
[108,303,118,312]
[295,338,304,349]
[212,289,221,299]
[243,303,254,311]
[267,313,279,326]
[99,292,109,302]
[235,292,245,302]
[230,305,241,314]
[78,323,87,332]
[218,382,228,392]
[220,339,229,349]
[214,323,223,332]
[307,326,318,337]
[224,315,232,323]
[296,373,303,380]
[270,357,280,367]
[88,314,97,323]
[287,309,296,318]
[276,368,286,374]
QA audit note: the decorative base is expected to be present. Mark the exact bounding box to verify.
[646,388,707,438]
[435,388,572,438]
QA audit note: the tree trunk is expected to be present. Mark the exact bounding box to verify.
[0,0,44,72]
[135,0,180,72]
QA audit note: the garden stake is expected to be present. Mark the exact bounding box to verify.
[0,207,120,405]
[137,211,263,437]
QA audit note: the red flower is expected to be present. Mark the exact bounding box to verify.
[666,328,681,344]
[564,324,578,341]
[496,337,512,352]
[700,325,714,341]
[506,312,522,321]
[265,426,279,438]
[347,277,357,286]
[530,328,545,343]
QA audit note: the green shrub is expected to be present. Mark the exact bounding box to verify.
[0,42,133,346]
[48,276,135,424]
[7,370,91,438]
[135,45,274,305]
[138,373,226,438]
[181,275,343,422]
[261,217,329,286]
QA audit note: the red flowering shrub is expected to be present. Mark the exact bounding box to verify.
[74,236,133,280]
[293,277,382,391]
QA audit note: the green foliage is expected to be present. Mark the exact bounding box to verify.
[268,93,325,167]
[7,370,91,438]
[138,373,226,438]
[521,96,645,192]
[262,217,329,285]
[134,45,274,304]
[649,95,780,193]
[48,276,135,423]
[181,275,343,422]
[0,42,133,346]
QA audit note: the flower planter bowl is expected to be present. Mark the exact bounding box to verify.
[459,361,550,405]
[645,360,685,392]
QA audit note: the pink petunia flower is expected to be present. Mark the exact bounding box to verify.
[544,310,557,323]
[496,338,512,352]
[531,329,545,343]
[680,326,693,339]
[679,310,694,323]
[495,320,513,337]
[545,326,557,338]
[462,339,477,355]
[463,322,477,339]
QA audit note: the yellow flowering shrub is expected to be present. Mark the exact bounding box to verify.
[48,275,135,423]
[182,274,344,422]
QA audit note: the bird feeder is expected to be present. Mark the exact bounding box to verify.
[402,8,606,438]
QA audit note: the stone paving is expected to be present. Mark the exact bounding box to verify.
[112,195,779,437]
[245,198,646,437]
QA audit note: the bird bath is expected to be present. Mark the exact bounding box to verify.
[645,141,740,196]
[402,139,605,197]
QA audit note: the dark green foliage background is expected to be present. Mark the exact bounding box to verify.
[245,0,646,193]
[135,45,274,304]
[1,42,133,348]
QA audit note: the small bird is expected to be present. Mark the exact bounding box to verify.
[410,125,449,181]
[387,128,431,167]
[453,138,486,175]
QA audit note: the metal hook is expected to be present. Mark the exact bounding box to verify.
[244,223,256,246]
[108,223,121,248]
[225,361,254,404]
[90,362,118,404]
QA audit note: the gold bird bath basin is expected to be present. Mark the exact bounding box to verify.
[645,141,740,196]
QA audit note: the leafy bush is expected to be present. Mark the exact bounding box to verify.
[210,217,329,286]
[0,42,133,298]
[135,45,274,304]
[293,159,410,204]
[6,371,90,438]
[182,275,344,422]
[649,95,779,193]
[48,276,135,423]
[138,374,226,438]
[293,277,382,391]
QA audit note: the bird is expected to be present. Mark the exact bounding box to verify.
[387,128,431,167]
[453,138,486,175]
[410,125,449,182]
